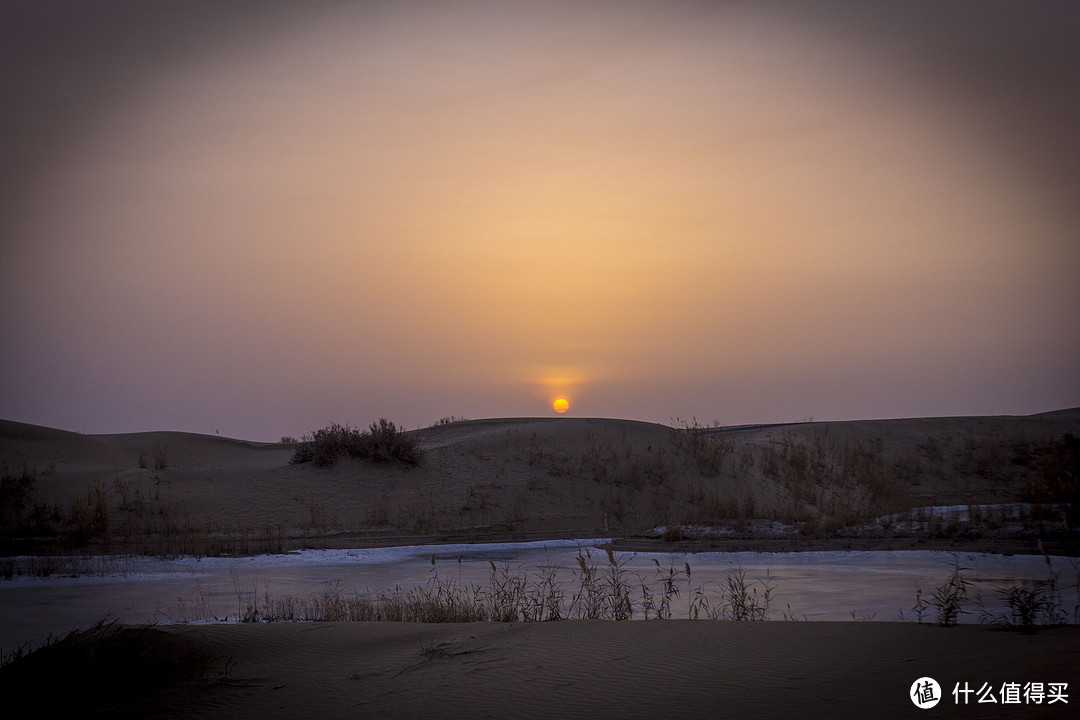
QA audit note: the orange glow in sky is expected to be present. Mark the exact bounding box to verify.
[0,1,1077,439]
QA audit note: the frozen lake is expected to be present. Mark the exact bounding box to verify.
[2,540,1077,651]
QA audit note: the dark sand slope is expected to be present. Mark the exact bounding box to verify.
[133,622,1079,719]
[3,411,1078,554]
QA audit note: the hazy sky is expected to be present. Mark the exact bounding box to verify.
[2,0,1078,441]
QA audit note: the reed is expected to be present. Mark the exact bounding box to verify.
[173,552,792,625]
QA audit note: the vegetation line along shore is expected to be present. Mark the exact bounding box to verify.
[179,548,1079,630]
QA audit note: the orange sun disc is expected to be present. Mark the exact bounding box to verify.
[553,398,570,414]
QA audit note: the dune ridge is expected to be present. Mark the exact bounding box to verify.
[2,411,1078,557]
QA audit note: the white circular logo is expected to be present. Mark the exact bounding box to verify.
[911,677,942,709]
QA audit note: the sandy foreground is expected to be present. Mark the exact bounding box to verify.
[69,620,1074,719]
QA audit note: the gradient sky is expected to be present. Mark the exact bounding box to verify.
[2,0,1078,441]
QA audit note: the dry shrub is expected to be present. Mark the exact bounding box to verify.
[151,444,168,470]
[290,419,422,467]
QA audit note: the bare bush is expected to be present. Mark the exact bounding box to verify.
[290,419,422,467]
[151,444,167,470]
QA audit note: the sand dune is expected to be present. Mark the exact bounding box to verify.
[37,620,1078,719]
[3,413,1078,717]
[2,411,1078,555]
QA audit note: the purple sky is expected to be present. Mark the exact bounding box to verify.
[2,0,1078,441]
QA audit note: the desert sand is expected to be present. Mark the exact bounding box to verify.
[2,411,1078,717]
[6,620,1076,719]
[2,409,1078,557]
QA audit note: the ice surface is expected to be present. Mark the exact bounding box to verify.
[2,540,1076,651]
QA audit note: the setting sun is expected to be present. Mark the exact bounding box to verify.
[553,398,570,414]
[1,0,1076,440]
